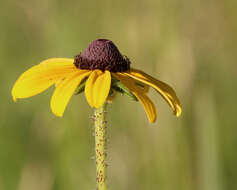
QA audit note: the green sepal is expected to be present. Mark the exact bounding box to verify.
[111,78,138,101]
[74,78,87,95]
[108,87,115,98]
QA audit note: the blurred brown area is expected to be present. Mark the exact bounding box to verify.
[0,0,237,189]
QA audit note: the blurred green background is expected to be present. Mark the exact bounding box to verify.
[1,0,237,189]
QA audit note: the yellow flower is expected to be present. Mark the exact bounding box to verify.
[12,39,181,123]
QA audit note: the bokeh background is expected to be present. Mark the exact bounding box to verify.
[1,0,237,189]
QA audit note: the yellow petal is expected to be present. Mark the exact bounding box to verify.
[113,73,157,123]
[40,58,75,66]
[124,68,182,117]
[50,70,91,117]
[12,59,77,101]
[135,81,150,93]
[85,70,102,107]
[85,70,111,108]
[93,71,111,108]
[133,92,157,123]
[112,73,146,93]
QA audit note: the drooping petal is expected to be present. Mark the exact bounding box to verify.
[133,92,157,123]
[12,59,77,101]
[85,70,111,108]
[50,70,91,117]
[135,81,150,93]
[113,73,157,123]
[124,68,182,117]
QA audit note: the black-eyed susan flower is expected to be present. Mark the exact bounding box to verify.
[12,39,182,190]
[12,39,182,123]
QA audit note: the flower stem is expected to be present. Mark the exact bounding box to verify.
[94,104,107,190]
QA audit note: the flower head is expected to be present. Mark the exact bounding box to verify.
[74,39,130,72]
[12,39,182,123]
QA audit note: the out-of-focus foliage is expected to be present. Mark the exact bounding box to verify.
[0,0,236,190]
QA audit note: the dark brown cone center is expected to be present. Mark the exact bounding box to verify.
[74,39,130,72]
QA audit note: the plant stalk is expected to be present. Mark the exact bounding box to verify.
[94,104,107,190]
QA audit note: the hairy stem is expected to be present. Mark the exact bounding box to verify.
[94,104,107,190]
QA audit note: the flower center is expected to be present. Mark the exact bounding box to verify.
[74,39,130,72]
